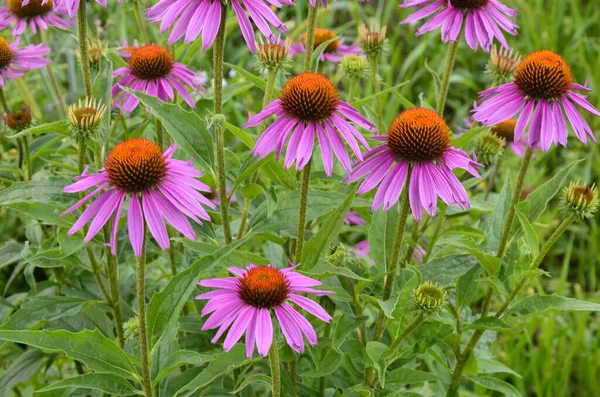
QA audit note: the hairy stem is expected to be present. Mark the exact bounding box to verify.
[132,0,149,44]
[136,231,153,397]
[303,4,319,71]
[370,56,384,132]
[269,341,281,397]
[22,137,32,181]
[77,3,92,97]
[436,40,459,116]
[294,160,312,263]
[103,227,124,347]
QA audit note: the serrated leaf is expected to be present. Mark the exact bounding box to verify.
[516,207,539,256]
[37,373,143,396]
[1,296,90,330]
[0,329,138,379]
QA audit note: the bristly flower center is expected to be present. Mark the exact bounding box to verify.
[304,29,340,53]
[386,108,451,163]
[238,266,289,308]
[280,72,339,121]
[3,107,32,131]
[105,138,167,193]
[129,45,174,80]
[8,0,53,18]
[491,119,517,142]
[0,38,13,69]
[514,50,573,100]
[449,0,489,10]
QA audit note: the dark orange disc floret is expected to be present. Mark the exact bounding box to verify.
[491,119,516,142]
[3,107,32,131]
[129,45,174,80]
[280,72,339,121]
[303,29,339,53]
[105,138,167,193]
[514,50,573,100]
[0,38,13,69]
[8,0,52,18]
[238,266,289,308]
[449,0,489,10]
[386,108,451,163]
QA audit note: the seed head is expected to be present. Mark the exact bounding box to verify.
[280,72,339,121]
[123,316,139,342]
[238,266,289,308]
[129,45,174,80]
[561,181,599,219]
[514,50,573,100]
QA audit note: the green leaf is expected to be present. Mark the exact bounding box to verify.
[351,82,410,108]
[302,185,356,270]
[0,242,23,271]
[451,126,489,149]
[7,202,73,228]
[419,254,478,286]
[483,173,512,252]
[6,120,69,138]
[466,375,522,397]
[508,295,600,317]
[465,317,512,332]
[303,349,342,378]
[303,261,370,281]
[1,296,90,330]
[447,240,501,276]
[240,183,265,201]
[0,178,74,206]
[516,207,539,257]
[225,121,255,149]
[394,322,453,359]
[366,341,389,387]
[0,329,138,379]
[225,63,279,97]
[232,374,272,393]
[385,368,441,387]
[37,373,143,396]
[368,208,397,275]
[333,313,367,351]
[26,234,84,268]
[125,88,214,171]
[456,265,480,311]
[517,159,583,223]
[147,241,243,352]
[477,359,522,378]
[154,350,210,384]
[311,38,338,72]
[0,349,44,393]
[174,345,253,397]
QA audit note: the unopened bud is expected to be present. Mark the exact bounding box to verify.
[414,281,447,313]
[561,181,599,219]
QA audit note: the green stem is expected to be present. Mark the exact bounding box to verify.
[46,63,67,116]
[348,78,358,103]
[85,244,110,303]
[294,159,312,263]
[496,215,576,317]
[436,40,459,116]
[77,137,88,174]
[370,56,384,132]
[422,204,447,263]
[371,169,412,342]
[303,4,319,71]
[213,5,232,244]
[236,68,278,239]
[400,221,421,265]
[77,2,92,98]
[483,148,506,201]
[156,118,164,149]
[16,139,24,171]
[103,226,124,348]
[137,230,153,397]
[389,313,425,352]
[269,341,281,397]
[132,0,150,44]
[22,137,32,181]
[0,88,8,112]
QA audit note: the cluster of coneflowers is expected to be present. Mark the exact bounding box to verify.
[0,0,599,396]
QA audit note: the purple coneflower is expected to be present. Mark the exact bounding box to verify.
[0,0,73,36]
[472,50,600,151]
[345,108,482,221]
[112,44,203,114]
[291,28,360,63]
[48,0,121,18]
[344,210,366,226]
[196,264,332,358]
[61,138,215,256]
[244,72,374,176]
[146,0,293,53]
[400,0,519,52]
[0,37,49,87]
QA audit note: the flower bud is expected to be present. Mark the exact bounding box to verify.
[561,181,599,219]
[255,37,291,73]
[2,106,33,132]
[67,98,107,141]
[474,131,504,166]
[486,45,522,83]
[77,38,106,72]
[341,55,367,81]
[414,281,447,313]
[327,243,351,268]
[358,24,387,58]
[123,316,139,342]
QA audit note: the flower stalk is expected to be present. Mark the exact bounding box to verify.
[213,5,233,244]
[136,229,153,397]
[303,4,319,71]
[132,0,150,44]
[76,3,92,97]
[269,340,281,397]
[294,160,312,263]
[436,39,459,115]
[370,56,384,132]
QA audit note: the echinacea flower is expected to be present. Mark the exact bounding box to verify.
[61,138,215,256]
[196,264,333,357]
[2,106,32,131]
[146,0,293,53]
[0,0,73,36]
[344,210,366,225]
[0,37,50,87]
[50,0,121,18]
[112,44,203,114]
[345,108,482,221]
[244,72,375,176]
[472,50,600,151]
[291,28,360,63]
[400,0,519,52]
